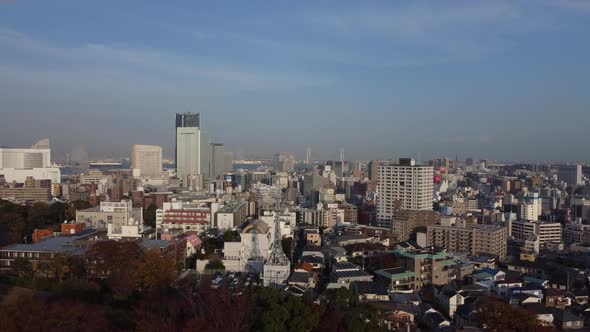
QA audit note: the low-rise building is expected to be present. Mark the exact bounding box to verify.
[157,201,210,233]
[216,201,248,229]
[330,261,372,283]
[427,220,508,261]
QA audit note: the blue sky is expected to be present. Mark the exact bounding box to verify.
[1,0,589,162]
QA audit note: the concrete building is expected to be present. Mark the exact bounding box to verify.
[377,158,434,228]
[175,112,209,187]
[209,143,225,180]
[558,164,583,185]
[510,219,562,245]
[131,144,163,178]
[391,201,440,241]
[376,248,457,291]
[571,196,590,222]
[222,219,271,273]
[299,208,324,227]
[368,160,384,182]
[427,219,508,261]
[0,176,52,202]
[156,201,211,233]
[76,200,143,233]
[273,153,295,173]
[223,151,234,173]
[216,201,248,229]
[0,139,60,191]
[518,193,542,221]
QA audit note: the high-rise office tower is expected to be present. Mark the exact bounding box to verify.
[175,113,209,186]
[209,143,225,180]
[131,144,162,178]
[224,151,234,173]
[273,154,295,173]
[558,164,583,185]
[377,158,434,228]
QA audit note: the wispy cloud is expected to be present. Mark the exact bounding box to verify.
[285,1,539,64]
[550,0,590,11]
[0,28,331,97]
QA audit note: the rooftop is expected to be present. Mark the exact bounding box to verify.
[1,231,97,254]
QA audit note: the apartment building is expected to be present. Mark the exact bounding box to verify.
[510,219,562,245]
[427,220,508,261]
[377,158,433,228]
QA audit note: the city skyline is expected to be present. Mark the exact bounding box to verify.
[1,1,590,162]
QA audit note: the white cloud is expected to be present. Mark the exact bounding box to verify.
[0,28,331,96]
[551,0,590,11]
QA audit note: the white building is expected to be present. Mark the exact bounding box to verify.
[76,201,144,239]
[510,219,562,245]
[273,153,295,173]
[175,112,209,187]
[377,158,433,228]
[558,164,583,185]
[223,219,271,273]
[156,201,211,233]
[259,209,295,240]
[518,193,542,221]
[0,139,61,191]
[131,144,163,179]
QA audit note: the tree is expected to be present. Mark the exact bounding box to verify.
[143,204,157,227]
[66,200,92,220]
[137,249,176,289]
[12,257,33,279]
[475,297,544,331]
[46,253,71,282]
[204,260,225,271]
[222,230,240,242]
[281,237,293,261]
[188,280,254,332]
[85,241,142,299]
[0,295,112,332]
[26,201,50,233]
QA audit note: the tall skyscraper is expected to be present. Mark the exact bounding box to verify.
[209,143,225,180]
[131,144,162,178]
[175,113,209,185]
[273,153,295,173]
[224,151,234,173]
[558,164,583,185]
[377,158,434,228]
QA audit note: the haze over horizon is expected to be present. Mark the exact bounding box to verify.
[1,1,589,162]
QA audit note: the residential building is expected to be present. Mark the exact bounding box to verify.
[391,202,440,240]
[157,201,211,233]
[330,261,373,283]
[216,201,248,229]
[76,200,143,232]
[427,220,508,261]
[376,248,457,291]
[510,219,563,245]
[0,176,52,202]
[517,193,542,221]
[377,158,433,228]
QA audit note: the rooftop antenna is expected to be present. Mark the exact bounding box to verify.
[418,152,421,164]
